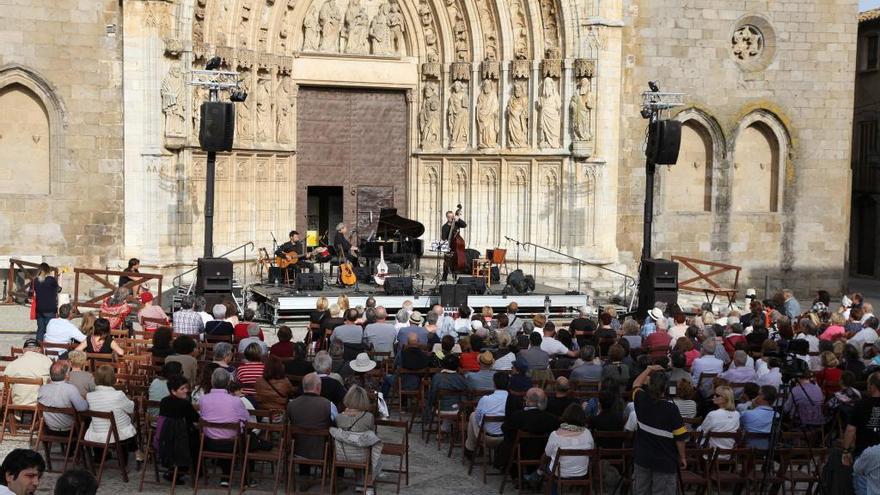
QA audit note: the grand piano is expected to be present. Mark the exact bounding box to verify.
[359,208,425,274]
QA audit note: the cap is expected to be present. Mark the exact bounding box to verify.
[139,292,154,304]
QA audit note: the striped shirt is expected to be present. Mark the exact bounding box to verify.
[234,362,265,396]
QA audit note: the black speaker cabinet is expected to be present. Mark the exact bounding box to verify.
[196,257,233,293]
[267,267,284,285]
[637,258,679,316]
[384,277,414,295]
[439,284,469,308]
[457,276,487,295]
[297,272,324,291]
[506,269,527,294]
[647,119,682,165]
[199,102,235,152]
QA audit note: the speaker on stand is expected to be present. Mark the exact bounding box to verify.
[636,258,678,317]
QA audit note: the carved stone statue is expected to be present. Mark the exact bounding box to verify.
[277,77,293,144]
[538,77,561,148]
[256,78,272,142]
[370,4,392,55]
[302,3,321,51]
[236,76,253,140]
[506,82,528,148]
[344,1,370,55]
[388,1,406,54]
[476,79,499,148]
[192,84,206,137]
[447,80,469,148]
[161,66,185,137]
[319,0,342,52]
[570,77,593,141]
[419,83,441,149]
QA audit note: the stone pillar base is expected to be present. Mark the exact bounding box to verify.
[571,140,593,158]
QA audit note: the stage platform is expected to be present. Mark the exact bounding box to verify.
[245,281,589,324]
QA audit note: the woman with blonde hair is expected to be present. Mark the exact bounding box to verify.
[698,385,740,452]
[67,350,96,397]
[79,311,97,337]
[331,385,383,490]
[815,351,842,387]
[337,294,350,312]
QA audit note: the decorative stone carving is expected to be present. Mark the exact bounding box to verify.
[422,52,441,79]
[344,0,370,54]
[450,0,469,62]
[510,0,529,61]
[732,25,763,61]
[418,1,439,59]
[511,56,530,79]
[192,84,207,138]
[418,83,441,149]
[542,47,562,78]
[476,79,499,149]
[540,0,559,51]
[161,66,186,140]
[447,80,469,148]
[569,77,594,158]
[475,0,498,62]
[537,77,561,148]
[256,77,272,142]
[276,76,293,144]
[193,0,207,42]
[236,74,253,140]
[258,0,273,50]
[451,62,470,82]
[481,58,500,80]
[506,81,528,148]
[278,3,292,51]
[302,3,321,51]
[388,1,406,55]
[164,39,183,58]
[319,0,342,52]
[574,59,595,79]
[370,4,392,55]
[239,0,253,48]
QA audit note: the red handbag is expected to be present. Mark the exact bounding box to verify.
[29,287,37,320]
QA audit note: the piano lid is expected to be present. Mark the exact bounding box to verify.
[372,208,425,239]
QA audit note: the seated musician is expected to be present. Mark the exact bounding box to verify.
[274,230,314,275]
[333,223,360,266]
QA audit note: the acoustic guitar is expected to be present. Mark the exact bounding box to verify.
[339,259,357,286]
[275,252,299,269]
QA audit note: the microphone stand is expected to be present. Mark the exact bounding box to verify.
[504,236,522,271]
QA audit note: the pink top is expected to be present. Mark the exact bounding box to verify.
[819,325,845,341]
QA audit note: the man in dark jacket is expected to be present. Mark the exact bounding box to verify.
[496,387,560,473]
[287,373,335,478]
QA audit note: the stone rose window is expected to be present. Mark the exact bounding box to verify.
[730,15,776,72]
[732,25,763,61]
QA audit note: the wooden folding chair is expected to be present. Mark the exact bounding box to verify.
[544,448,596,495]
[679,446,712,495]
[330,435,372,495]
[194,420,242,495]
[375,418,409,493]
[429,389,466,457]
[0,375,44,442]
[34,404,78,472]
[499,430,550,494]
[778,447,826,495]
[286,426,331,494]
[85,353,115,371]
[138,411,183,495]
[467,415,506,484]
[239,421,286,495]
[395,368,426,429]
[72,410,130,483]
[708,446,753,494]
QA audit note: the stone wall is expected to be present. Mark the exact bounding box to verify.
[0,0,124,272]
[618,0,858,296]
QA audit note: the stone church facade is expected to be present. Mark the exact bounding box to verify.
[0,0,858,297]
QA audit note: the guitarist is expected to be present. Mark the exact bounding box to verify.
[441,210,467,281]
[333,223,361,267]
[275,230,315,275]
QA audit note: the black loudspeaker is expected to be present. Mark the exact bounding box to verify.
[457,276,487,295]
[199,102,235,152]
[490,266,500,284]
[354,266,371,283]
[196,257,233,293]
[637,258,679,317]
[268,267,284,285]
[297,272,324,291]
[646,119,682,165]
[506,269,528,294]
[440,284,469,307]
[384,277,414,295]
[524,274,536,292]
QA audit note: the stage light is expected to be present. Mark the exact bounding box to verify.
[205,56,222,70]
[230,90,248,102]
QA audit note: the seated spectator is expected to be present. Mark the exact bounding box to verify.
[194,297,212,326]
[332,386,382,489]
[520,332,550,371]
[232,309,263,343]
[85,366,137,451]
[172,295,204,337]
[287,373,336,478]
[0,448,45,495]
[570,346,603,382]
[820,313,846,341]
[66,351,95,398]
[590,390,626,447]
[723,323,747,356]
[546,377,578,417]
[540,325,577,358]
[673,336,700,369]
[284,342,314,376]
[148,361,183,416]
[531,403,594,486]
[698,385,740,451]
[510,357,532,393]
[641,308,663,338]
[594,316,618,354]
[5,339,52,406]
[465,372,509,458]
[815,351,843,387]
[667,352,692,385]
[136,292,168,332]
[157,374,199,483]
[845,307,865,334]
[198,368,249,487]
[345,352,381,392]
[150,327,174,358]
[493,335,517,371]
[532,314,548,334]
[425,354,469,424]
[78,312,97,339]
[644,318,671,357]
[74,318,124,357]
[569,307,596,347]
[826,370,861,420]
[100,288,132,331]
[395,312,427,355]
[37,361,88,434]
[424,312,443,349]
[670,379,697,419]
[269,325,294,359]
[851,317,880,355]
[783,373,825,429]
[210,342,235,373]
[190,362,218,404]
[668,313,689,342]
[756,357,783,389]
[204,304,234,337]
[429,335,456,368]
[237,324,268,356]
[43,304,86,351]
[497,388,560,473]
[691,339,724,397]
[314,350,346,410]
[740,385,777,449]
[53,469,97,495]
[223,300,240,327]
[467,352,497,390]
[234,342,266,400]
[601,344,630,391]
[364,307,396,355]
[254,356,294,417]
[620,319,642,351]
[737,383,760,413]
[719,350,757,384]
[165,335,199,385]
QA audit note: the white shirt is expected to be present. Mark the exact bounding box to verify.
[545,429,594,478]
[85,385,136,443]
[691,355,724,396]
[850,328,879,355]
[198,311,212,325]
[44,318,87,346]
[4,351,52,405]
[0,485,15,495]
[492,352,516,371]
[698,409,740,451]
[453,318,471,335]
[668,324,688,342]
[540,336,570,356]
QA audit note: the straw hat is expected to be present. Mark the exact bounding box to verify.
[350,353,377,373]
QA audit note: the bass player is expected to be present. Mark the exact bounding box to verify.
[441,210,467,281]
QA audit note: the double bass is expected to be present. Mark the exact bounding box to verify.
[444,204,467,274]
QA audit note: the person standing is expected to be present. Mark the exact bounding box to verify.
[32,263,59,343]
[440,210,466,282]
[631,365,687,495]
[843,372,880,495]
